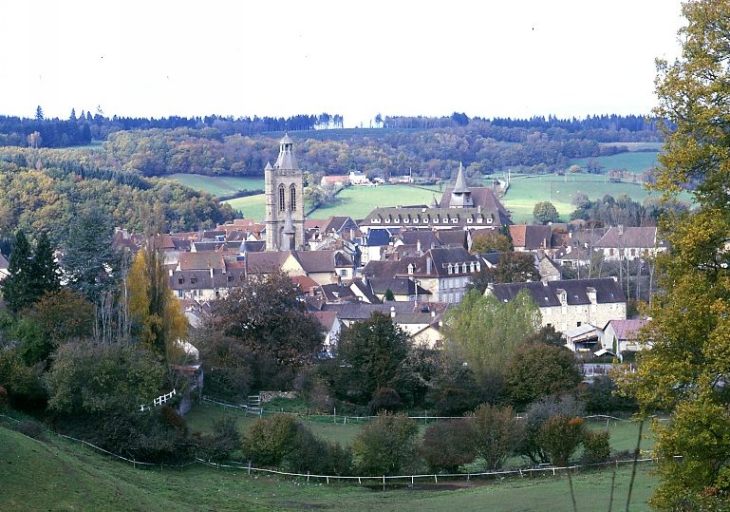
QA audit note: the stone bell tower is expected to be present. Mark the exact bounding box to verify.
[265,134,305,251]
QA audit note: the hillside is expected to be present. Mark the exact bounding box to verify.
[0,424,657,511]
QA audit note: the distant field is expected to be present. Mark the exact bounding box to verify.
[168,173,264,196]
[223,194,267,220]
[502,173,665,223]
[598,142,663,152]
[0,424,658,512]
[311,185,442,219]
[571,151,659,174]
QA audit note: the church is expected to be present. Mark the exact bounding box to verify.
[265,134,305,251]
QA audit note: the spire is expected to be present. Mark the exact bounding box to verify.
[453,162,469,193]
[274,133,297,169]
[264,161,273,171]
[449,162,473,208]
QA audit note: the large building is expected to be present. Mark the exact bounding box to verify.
[265,134,305,251]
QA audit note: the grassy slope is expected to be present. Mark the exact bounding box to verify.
[168,173,265,196]
[571,152,659,173]
[0,425,657,512]
[502,173,663,223]
[311,185,441,219]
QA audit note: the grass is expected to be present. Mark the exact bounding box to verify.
[571,152,659,174]
[0,423,658,511]
[502,173,669,223]
[310,185,441,219]
[223,194,267,220]
[167,173,265,196]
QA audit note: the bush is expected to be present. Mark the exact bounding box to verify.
[420,419,476,473]
[15,419,45,440]
[471,404,522,470]
[0,349,47,411]
[515,394,585,465]
[195,417,240,462]
[353,413,419,475]
[582,430,611,464]
[538,415,585,467]
[368,387,402,414]
[427,364,483,416]
[505,344,582,406]
[581,376,638,414]
[243,414,300,466]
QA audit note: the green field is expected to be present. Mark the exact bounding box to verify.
[571,152,659,174]
[168,173,265,196]
[502,173,664,223]
[1,423,658,511]
[223,194,267,220]
[311,185,441,219]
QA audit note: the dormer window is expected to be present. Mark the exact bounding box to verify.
[448,264,453,274]
[467,218,473,223]
[452,217,459,224]
[462,263,468,273]
[469,262,475,272]
[408,263,415,275]
[487,216,493,224]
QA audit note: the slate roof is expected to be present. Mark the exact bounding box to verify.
[368,277,431,297]
[169,268,246,291]
[509,225,552,250]
[245,250,351,275]
[311,310,338,331]
[245,251,290,274]
[439,187,511,224]
[321,302,449,325]
[595,227,664,249]
[488,278,625,308]
[605,319,649,340]
[366,228,392,247]
[178,252,226,271]
[364,206,503,229]
[362,247,479,279]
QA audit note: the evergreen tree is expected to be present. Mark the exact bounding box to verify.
[30,231,60,300]
[1,231,34,312]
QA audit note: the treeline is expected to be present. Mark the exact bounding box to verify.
[69,123,638,179]
[383,113,663,142]
[0,150,236,242]
[0,110,343,148]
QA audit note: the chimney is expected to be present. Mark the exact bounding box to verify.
[390,306,396,319]
[209,266,214,279]
[618,224,624,236]
[431,310,436,318]
[426,257,432,274]
[416,239,422,255]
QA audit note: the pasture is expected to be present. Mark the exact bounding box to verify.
[571,151,659,174]
[502,173,662,222]
[311,184,441,219]
[0,423,658,512]
[168,173,264,196]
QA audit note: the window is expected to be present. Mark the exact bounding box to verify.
[279,185,285,212]
[290,184,296,210]
[447,264,453,275]
[577,321,582,327]
[462,263,467,273]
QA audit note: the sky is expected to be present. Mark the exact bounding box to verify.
[0,1,685,128]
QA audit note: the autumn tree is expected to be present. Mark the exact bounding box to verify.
[533,201,560,224]
[505,344,582,406]
[470,230,512,254]
[127,244,188,361]
[623,1,730,508]
[470,404,522,470]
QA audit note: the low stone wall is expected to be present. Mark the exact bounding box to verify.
[259,391,298,404]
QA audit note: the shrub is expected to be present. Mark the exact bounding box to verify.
[505,344,582,406]
[0,384,7,411]
[538,415,585,467]
[582,430,611,464]
[420,419,476,473]
[353,413,419,475]
[581,376,638,414]
[427,364,483,416]
[515,394,585,465]
[471,404,523,470]
[368,387,402,414]
[15,419,45,440]
[196,417,240,462]
[243,414,299,466]
[286,428,353,475]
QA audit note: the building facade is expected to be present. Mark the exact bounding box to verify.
[265,134,305,251]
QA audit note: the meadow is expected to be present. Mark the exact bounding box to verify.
[0,422,658,512]
[501,173,661,222]
[168,173,264,197]
[571,151,659,174]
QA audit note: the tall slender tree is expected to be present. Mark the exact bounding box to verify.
[1,231,33,312]
[30,231,60,299]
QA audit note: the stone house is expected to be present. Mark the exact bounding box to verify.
[485,277,627,333]
[594,226,667,262]
[602,318,651,361]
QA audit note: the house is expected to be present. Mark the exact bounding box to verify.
[320,302,450,348]
[594,226,667,262]
[311,310,342,355]
[246,250,354,285]
[169,253,246,300]
[367,276,432,302]
[320,278,380,304]
[537,253,562,282]
[320,175,349,187]
[0,253,9,281]
[602,319,651,361]
[361,228,393,264]
[509,225,552,252]
[563,323,603,354]
[348,171,371,185]
[361,206,505,233]
[363,246,480,303]
[485,277,627,333]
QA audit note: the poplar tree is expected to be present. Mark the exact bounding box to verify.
[1,231,34,312]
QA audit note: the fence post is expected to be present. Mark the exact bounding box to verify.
[434,474,438,484]
[248,460,252,475]
[326,476,330,485]
[467,473,470,482]
[307,471,310,483]
[382,475,386,492]
[411,475,414,486]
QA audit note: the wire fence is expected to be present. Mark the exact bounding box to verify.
[0,412,670,488]
[201,397,640,425]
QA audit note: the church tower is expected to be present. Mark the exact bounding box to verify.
[265,134,305,251]
[449,162,473,208]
